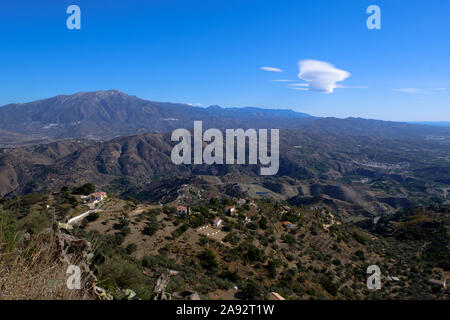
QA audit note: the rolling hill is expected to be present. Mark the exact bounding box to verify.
[1,127,449,217]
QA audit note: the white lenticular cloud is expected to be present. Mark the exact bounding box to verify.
[288,83,309,87]
[287,82,310,91]
[392,88,422,93]
[289,87,309,91]
[260,66,283,72]
[392,87,448,94]
[297,59,350,93]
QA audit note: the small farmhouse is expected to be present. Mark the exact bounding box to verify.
[237,199,246,205]
[177,205,188,216]
[89,192,107,203]
[212,217,222,227]
[282,221,294,229]
[224,206,236,215]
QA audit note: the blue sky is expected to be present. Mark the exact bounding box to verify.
[0,0,449,121]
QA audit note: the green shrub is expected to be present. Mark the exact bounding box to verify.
[321,278,338,296]
[114,232,125,245]
[0,207,17,252]
[86,212,99,222]
[240,281,263,300]
[142,214,159,236]
[172,224,189,238]
[126,243,137,255]
[353,232,367,245]
[198,250,218,272]
[72,183,96,195]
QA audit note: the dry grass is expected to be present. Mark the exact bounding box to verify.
[0,231,92,300]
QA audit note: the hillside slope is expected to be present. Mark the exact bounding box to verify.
[1,129,449,217]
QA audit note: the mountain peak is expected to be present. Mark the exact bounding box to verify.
[71,89,127,98]
[0,90,316,145]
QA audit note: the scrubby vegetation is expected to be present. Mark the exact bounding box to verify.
[1,191,448,300]
[0,195,92,299]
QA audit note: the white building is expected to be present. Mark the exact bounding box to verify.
[89,192,107,203]
[224,206,236,215]
[177,205,188,216]
[212,217,222,227]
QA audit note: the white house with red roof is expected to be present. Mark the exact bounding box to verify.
[89,192,107,203]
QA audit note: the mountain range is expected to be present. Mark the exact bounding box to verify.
[1,90,449,146]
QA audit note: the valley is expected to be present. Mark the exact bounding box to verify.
[1,123,449,220]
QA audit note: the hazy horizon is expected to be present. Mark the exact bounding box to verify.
[1,89,449,124]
